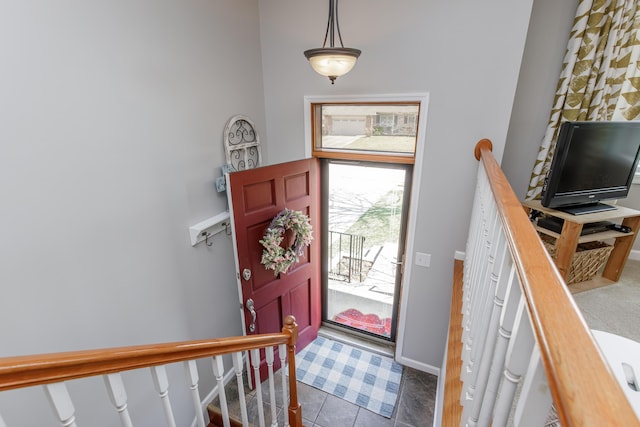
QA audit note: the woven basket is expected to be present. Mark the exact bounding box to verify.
[539,234,614,284]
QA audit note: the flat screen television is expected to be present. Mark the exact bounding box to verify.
[541,121,640,215]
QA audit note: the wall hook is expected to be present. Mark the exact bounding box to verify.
[188,211,230,247]
[201,231,213,247]
[222,222,231,236]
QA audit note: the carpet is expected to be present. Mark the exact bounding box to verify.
[295,336,403,418]
[332,308,392,337]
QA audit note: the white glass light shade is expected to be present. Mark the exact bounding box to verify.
[304,48,361,83]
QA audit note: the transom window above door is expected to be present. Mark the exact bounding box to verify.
[310,103,420,164]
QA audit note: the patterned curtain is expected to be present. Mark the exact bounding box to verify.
[526,0,640,200]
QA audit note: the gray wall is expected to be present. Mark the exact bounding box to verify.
[0,1,265,426]
[502,0,579,199]
[503,0,640,253]
[258,0,534,370]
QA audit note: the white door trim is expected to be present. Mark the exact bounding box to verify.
[303,93,430,365]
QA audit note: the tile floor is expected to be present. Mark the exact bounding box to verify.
[299,365,437,427]
[211,364,438,427]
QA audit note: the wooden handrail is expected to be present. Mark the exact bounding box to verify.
[0,316,296,393]
[474,140,638,426]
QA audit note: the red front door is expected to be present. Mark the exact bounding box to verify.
[227,158,321,381]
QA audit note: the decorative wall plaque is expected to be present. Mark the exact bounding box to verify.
[223,115,262,172]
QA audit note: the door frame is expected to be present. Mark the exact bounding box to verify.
[304,93,430,364]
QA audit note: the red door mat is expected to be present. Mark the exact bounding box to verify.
[332,308,391,337]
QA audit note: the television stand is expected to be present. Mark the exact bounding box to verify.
[522,199,640,284]
[559,202,617,216]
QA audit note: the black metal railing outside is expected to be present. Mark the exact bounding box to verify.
[328,231,366,283]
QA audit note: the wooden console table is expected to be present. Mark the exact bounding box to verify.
[522,199,640,283]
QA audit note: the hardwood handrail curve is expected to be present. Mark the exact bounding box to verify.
[0,315,297,392]
[473,138,493,160]
[475,141,639,426]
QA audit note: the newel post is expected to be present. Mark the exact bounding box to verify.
[283,315,303,427]
[474,139,493,161]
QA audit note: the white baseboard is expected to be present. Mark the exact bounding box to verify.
[395,354,440,377]
[629,249,640,261]
[433,337,448,427]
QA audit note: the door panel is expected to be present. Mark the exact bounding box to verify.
[246,222,279,289]
[284,172,310,201]
[243,181,276,212]
[290,280,312,329]
[257,299,283,334]
[228,158,320,382]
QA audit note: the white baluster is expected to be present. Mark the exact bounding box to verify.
[461,170,489,408]
[103,373,134,427]
[461,216,487,366]
[461,246,491,403]
[492,296,535,427]
[212,356,230,427]
[462,209,501,409]
[184,360,206,427]
[477,265,520,426]
[463,202,487,316]
[463,191,495,343]
[463,184,480,284]
[0,412,6,427]
[462,237,509,426]
[246,350,254,390]
[44,382,78,427]
[250,348,266,427]
[513,346,553,427]
[266,347,278,427]
[462,205,479,292]
[279,343,290,427]
[463,209,482,300]
[151,365,177,427]
[232,352,250,426]
[463,205,490,324]
[462,169,487,316]
[463,210,500,373]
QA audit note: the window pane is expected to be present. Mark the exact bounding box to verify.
[317,104,419,155]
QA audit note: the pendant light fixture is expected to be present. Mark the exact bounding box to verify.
[304,0,361,84]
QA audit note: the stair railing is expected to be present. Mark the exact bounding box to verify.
[0,315,303,427]
[445,139,639,426]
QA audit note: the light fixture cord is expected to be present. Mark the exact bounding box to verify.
[335,0,345,47]
[321,0,345,48]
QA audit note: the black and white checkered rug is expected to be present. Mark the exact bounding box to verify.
[295,336,403,418]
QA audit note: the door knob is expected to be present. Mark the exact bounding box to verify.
[245,298,256,333]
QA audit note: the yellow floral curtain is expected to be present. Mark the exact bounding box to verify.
[526,0,640,200]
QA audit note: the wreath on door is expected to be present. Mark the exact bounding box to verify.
[259,208,313,276]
